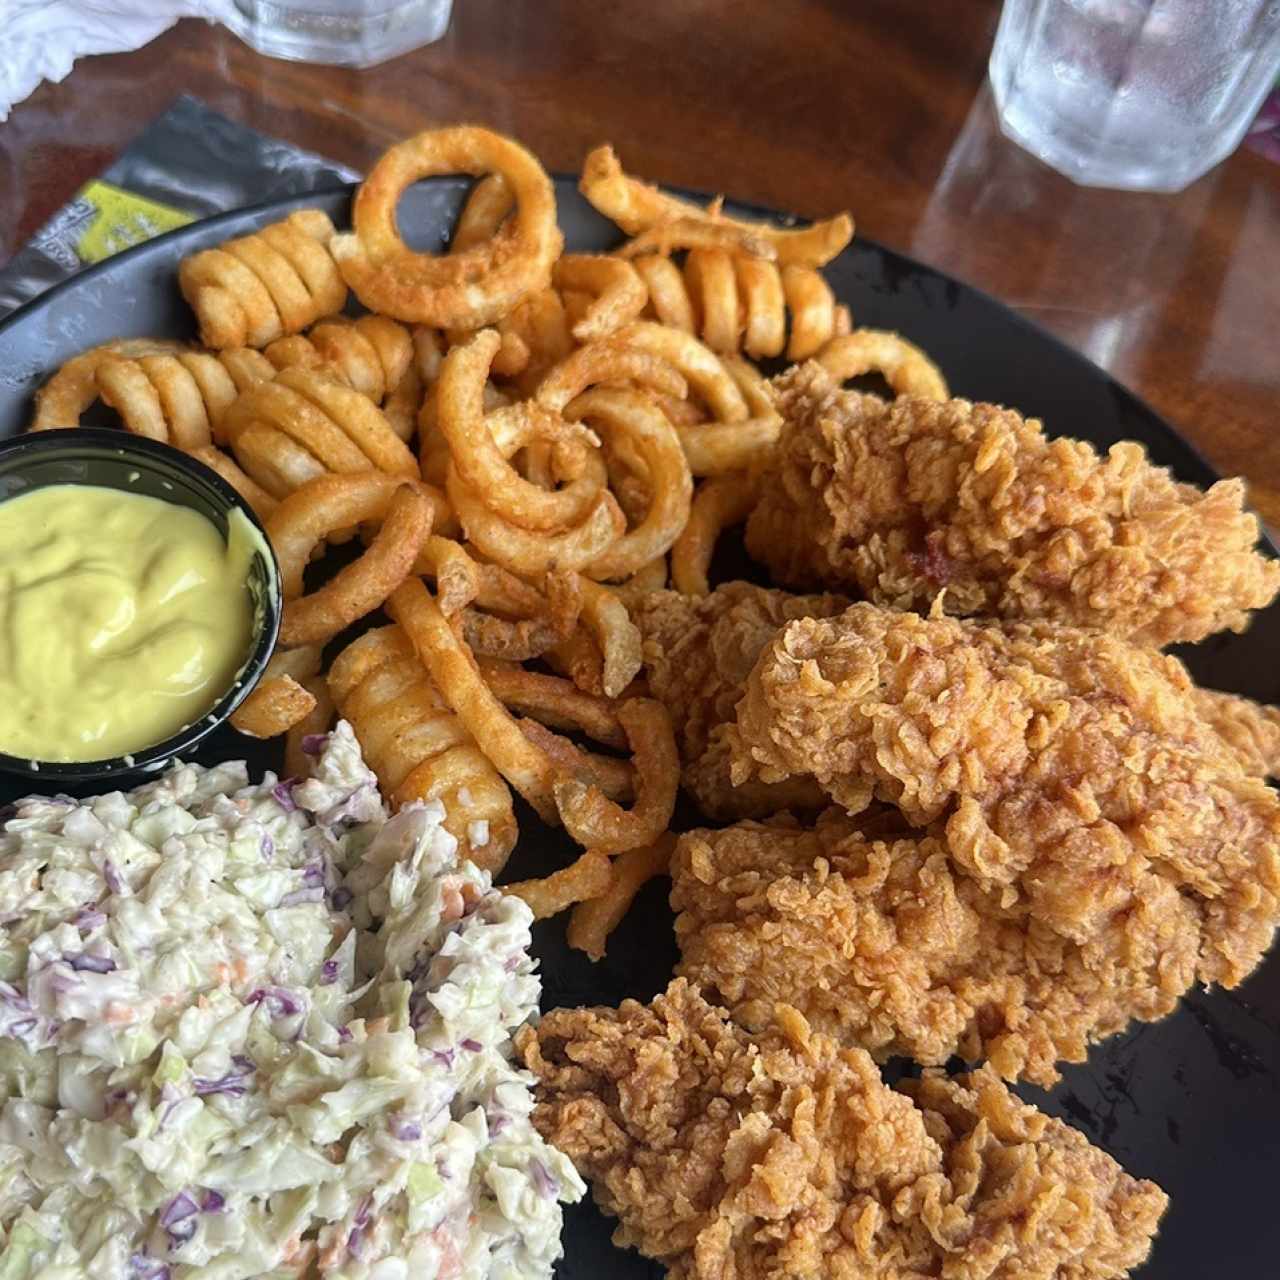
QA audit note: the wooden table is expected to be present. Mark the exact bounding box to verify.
[3,1,1278,523]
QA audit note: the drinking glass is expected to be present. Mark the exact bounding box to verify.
[225,0,453,68]
[989,0,1280,191]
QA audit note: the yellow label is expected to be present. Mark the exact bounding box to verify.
[73,180,194,264]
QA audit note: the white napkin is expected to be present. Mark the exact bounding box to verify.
[1,1,235,122]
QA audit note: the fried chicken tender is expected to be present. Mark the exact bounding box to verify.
[745,363,1280,646]
[723,606,1280,1081]
[634,581,848,819]
[519,979,1167,1279]
[1192,686,1280,779]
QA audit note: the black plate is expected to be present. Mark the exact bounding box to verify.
[0,180,1276,1278]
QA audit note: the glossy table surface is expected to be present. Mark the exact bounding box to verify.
[2,0,1277,524]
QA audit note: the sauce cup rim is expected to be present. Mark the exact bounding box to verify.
[0,428,282,781]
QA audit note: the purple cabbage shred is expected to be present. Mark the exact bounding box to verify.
[301,733,329,756]
[320,959,339,985]
[67,952,116,973]
[390,1115,422,1142]
[160,1192,199,1228]
[272,781,299,812]
[530,1157,558,1199]
[461,1038,481,1052]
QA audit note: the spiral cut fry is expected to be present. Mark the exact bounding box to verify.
[100,348,278,448]
[264,314,414,405]
[388,577,559,822]
[29,338,184,432]
[229,674,317,739]
[328,625,517,872]
[567,831,677,960]
[581,143,854,267]
[452,173,515,252]
[552,254,647,341]
[437,331,605,532]
[564,386,692,581]
[179,209,347,349]
[186,446,280,522]
[814,329,949,400]
[552,697,679,853]
[672,471,760,595]
[332,126,563,327]
[503,851,613,920]
[267,473,436,646]
[224,365,419,498]
[637,248,850,361]
[283,675,336,778]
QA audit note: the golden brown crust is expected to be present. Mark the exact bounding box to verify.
[633,582,848,819]
[520,980,1167,1279]
[720,606,1280,1081]
[746,363,1280,646]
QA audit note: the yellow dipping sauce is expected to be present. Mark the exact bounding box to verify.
[0,484,263,762]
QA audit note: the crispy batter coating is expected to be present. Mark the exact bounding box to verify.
[724,606,1280,1081]
[519,980,1167,1279]
[634,582,848,820]
[745,363,1280,646]
[1192,686,1280,779]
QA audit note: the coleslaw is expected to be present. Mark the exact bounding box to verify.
[0,721,582,1279]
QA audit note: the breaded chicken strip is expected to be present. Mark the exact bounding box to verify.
[673,809,1217,1084]
[726,605,1280,1075]
[745,363,1280,646]
[1192,686,1280,779]
[633,581,847,820]
[519,979,1167,1279]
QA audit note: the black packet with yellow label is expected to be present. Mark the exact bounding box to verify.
[0,94,358,318]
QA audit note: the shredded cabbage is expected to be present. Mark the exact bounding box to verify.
[0,722,581,1279]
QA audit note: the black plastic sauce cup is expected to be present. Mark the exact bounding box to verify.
[0,428,281,781]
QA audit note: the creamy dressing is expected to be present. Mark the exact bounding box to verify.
[0,485,259,761]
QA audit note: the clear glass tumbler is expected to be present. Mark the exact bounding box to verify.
[225,0,453,68]
[989,0,1280,191]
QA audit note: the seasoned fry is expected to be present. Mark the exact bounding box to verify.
[578,578,643,698]
[451,172,514,252]
[553,254,648,341]
[535,341,687,413]
[519,719,635,803]
[460,571,582,660]
[782,263,836,360]
[283,674,336,777]
[30,338,183,431]
[633,253,696,332]
[479,662,629,749]
[503,850,613,920]
[581,143,853,266]
[186,445,279,522]
[265,314,413,404]
[331,126,563,327]
[814,329,948,400]
[567,832,677,960]
[448,469,625,576]
[438,333,605,531]
[612,322,748,422]
[672,472,760,595]
[230,673,317,738]
[179,209,347,349]
[329,625,517,870]
[547,627,607,697]
[268,474,435,646]
[552,698,678,853]
[617,219,775,261]
[388,577,558,821]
